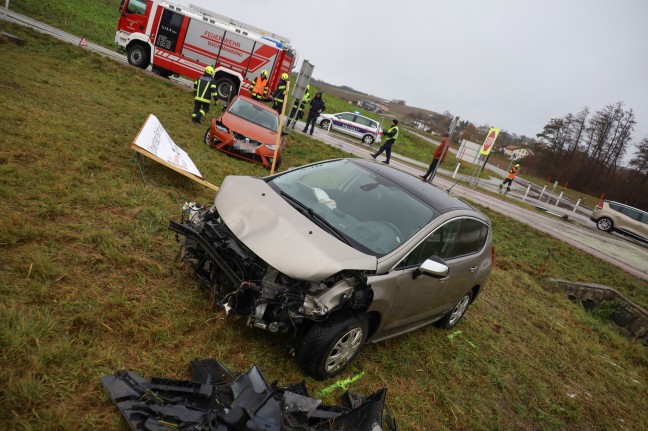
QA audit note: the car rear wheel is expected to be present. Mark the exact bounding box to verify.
[297,313,368,380]
[435,291,473,329]
[320,119,331,129]
[596,217,613,232]
[362,134,375,145]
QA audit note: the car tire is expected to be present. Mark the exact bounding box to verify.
[362,134,375,145]
[596,217,613,232]
[203,127,212,147]
[127,43,149,69]
[297,313,368,381]
[435,291,473,329]
[320,119,331,129]
[214,77,237,102]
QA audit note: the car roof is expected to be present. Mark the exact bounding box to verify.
[349,159,473,214]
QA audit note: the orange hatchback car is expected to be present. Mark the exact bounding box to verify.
[204,96,285,168]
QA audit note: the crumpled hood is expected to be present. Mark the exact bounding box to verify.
[215,176,377,281]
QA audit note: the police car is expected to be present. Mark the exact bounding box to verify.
[318,112,382,145]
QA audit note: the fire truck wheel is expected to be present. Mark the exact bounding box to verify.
[215,78,236,101]
[127,43,150,69]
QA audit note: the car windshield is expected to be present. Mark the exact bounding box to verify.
[228,98,278,131]
[267,160,438,256]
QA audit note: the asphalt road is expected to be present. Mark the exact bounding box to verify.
[4,8,646,281]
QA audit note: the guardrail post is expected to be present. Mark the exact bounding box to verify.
[573,198,581,213]
[522,184,531,201]
[452,162,460,179]
[555,191,563,207]
[539,185,546,201]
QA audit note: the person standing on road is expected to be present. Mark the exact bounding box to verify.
[420,133,450,181]
[250,70,269,101]
[371,119,399,164]
[302,91,325,135]
[192,65,218,123]
[500,163,520,192]
[287,84,311,128]
[272,73,289,113]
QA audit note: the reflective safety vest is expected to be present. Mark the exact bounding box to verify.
[298,90,311,112]
[507,166,519,179]
[385,125,399,142]
[252,76,268,96]
[273,80,287,102]
[193,76,217,103]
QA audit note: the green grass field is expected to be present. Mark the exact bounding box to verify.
[1,10,647,431]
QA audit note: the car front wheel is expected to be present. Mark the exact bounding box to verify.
[435,291,473,329]
[297,313,368,380]
[320,119,331,129]
[596,217,613,232]
[203,128,212,147]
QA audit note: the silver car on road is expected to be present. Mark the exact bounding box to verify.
[170,159,494,380]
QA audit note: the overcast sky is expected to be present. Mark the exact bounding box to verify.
[179,0,647,160]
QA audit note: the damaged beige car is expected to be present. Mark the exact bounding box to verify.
[170,159,494,380]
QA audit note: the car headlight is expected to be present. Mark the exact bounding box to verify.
[215,122,229,133]
[265,145,276,151]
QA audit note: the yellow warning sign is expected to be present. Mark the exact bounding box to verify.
[479,128,500,155]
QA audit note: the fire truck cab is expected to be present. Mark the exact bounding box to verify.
[116,0,297,100]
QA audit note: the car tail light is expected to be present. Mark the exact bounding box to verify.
[596,203,604,209]
[491,246,495,265]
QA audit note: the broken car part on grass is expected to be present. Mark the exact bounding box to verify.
[101,358,396,431]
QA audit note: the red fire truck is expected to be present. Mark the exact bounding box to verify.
[116,0,297,100]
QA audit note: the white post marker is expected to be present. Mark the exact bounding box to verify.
[539,185,547,201]
[522,184,531,201]
[573,198,581,213]
[452,162,461,179]
[555,191,564,207]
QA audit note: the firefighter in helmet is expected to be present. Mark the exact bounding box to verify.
[250,70,269,101]
[500,163,520,192]
[272,73,289,113]
[192,65,218,123]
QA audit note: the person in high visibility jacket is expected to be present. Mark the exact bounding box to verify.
[192,65,218,123]
[371,119,399,164]
[287,84,311,128]
[250,70,269,101]
[272,73,289,113]
[500,163,520,191]
[419,133,450,181]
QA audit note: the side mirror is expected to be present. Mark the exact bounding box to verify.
[413,256,449,279]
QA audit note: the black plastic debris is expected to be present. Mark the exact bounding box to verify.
[101,358,396,431]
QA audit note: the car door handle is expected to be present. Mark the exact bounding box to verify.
[470,266,478,272]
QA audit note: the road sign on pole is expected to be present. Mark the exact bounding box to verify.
[479,128,500,155]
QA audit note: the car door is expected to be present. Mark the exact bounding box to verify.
[372,218,489,339]
[119,0,149,34]
[335,113,359,138]
[618,206,648,239]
